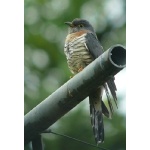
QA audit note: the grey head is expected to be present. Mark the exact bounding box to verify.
[65,18,95,34]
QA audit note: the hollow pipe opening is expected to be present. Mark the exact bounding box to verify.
[109,45,126,68]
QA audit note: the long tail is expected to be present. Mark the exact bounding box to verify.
[89,87,106,144]
[89,77,117,144]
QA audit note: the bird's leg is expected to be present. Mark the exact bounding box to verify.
[78,67,84,72]
[70,75,74,79]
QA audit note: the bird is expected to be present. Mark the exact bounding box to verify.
[64,18,117,145]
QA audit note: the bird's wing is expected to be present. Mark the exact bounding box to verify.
[85,32,118,117]
[85,33,103,58]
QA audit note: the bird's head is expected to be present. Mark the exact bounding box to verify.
[65,18,95,34]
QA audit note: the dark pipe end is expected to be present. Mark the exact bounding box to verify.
[109,45,126,68]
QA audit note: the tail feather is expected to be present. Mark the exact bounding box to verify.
[103,76,118,117]
[95,111,104,144]
[107,77,118,108]
[102,101,110,118]
[103,83,114,116]
[89,77,118,144]
[89,87,104,144]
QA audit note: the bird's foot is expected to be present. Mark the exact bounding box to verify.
[78,67,83,72]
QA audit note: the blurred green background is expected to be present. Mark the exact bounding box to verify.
[24,0,126,150]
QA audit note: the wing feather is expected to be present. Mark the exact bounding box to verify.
[85,33,118,116]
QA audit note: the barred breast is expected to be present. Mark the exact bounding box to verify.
[64,33,93,74]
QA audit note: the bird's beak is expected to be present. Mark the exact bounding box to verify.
[64,22,73,27]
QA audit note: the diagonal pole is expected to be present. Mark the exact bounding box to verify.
[24,45,126,145]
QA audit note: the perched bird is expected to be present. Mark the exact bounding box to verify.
[64,18,117,144]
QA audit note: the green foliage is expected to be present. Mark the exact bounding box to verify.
[24,0,126,149]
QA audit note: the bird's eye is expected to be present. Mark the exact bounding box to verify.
[78,24,84,28]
